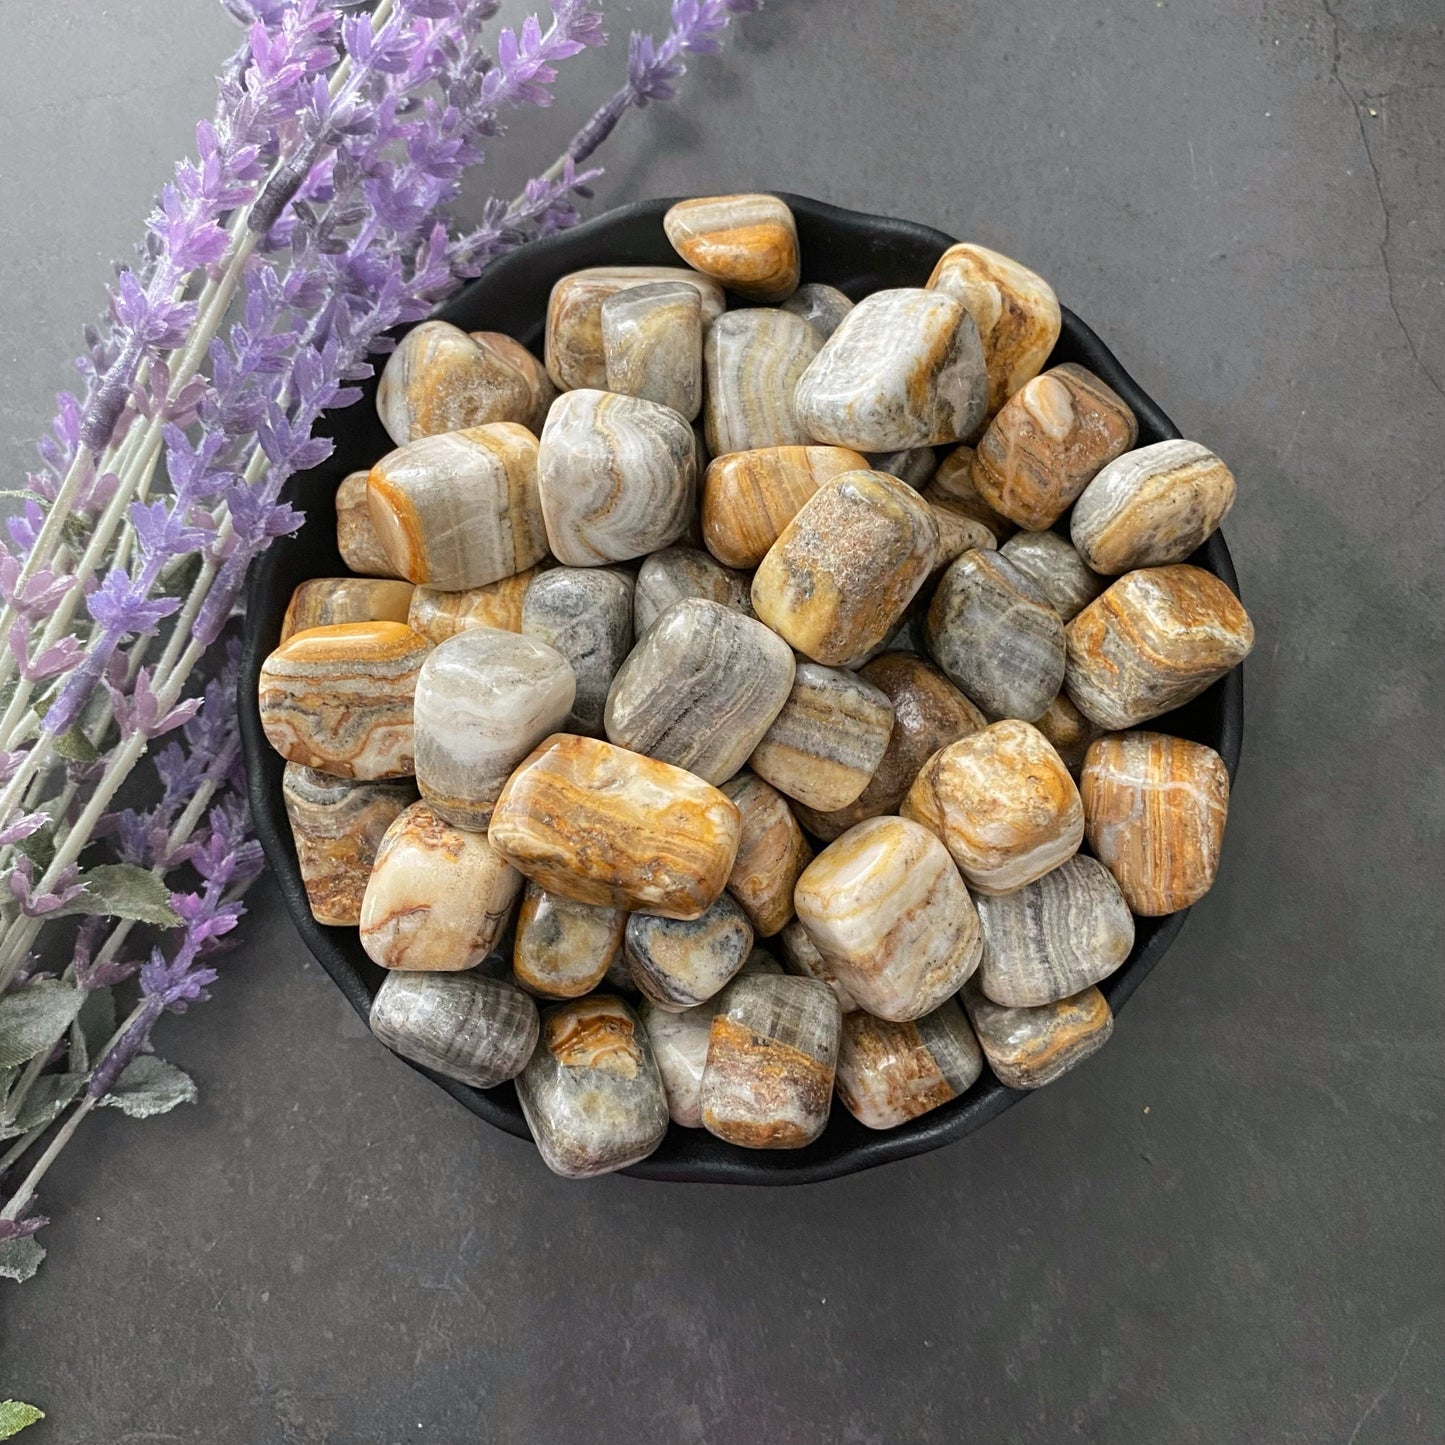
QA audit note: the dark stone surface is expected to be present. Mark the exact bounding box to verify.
[2,2,1442,1441]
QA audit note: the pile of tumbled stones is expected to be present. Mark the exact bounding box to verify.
[257,192,1253,1178]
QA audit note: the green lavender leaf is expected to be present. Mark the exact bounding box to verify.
[51,726,100,764]
[73,987,117,1073]
[54,863,181,928]
[0,1238,45,1284]
[98,1055,197,1119]
[11,1072,85,1134]
[0,1400,44,1436]
[0,982,86,1069]
[10,822,56,874]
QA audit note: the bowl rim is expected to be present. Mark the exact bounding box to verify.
[240,191,1244,1186]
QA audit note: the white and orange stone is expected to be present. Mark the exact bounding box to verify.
[280,576,414,643]
[663,193,801,303]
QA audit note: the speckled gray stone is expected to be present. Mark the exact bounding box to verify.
[780,281,854,340]
[1000,529,1106,621]
[633,545,753,635]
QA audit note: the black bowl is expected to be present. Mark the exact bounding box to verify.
[240,193,1244,1185]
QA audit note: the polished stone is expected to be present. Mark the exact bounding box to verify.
[280,576,414,643]
[902,719,1084,894]
[468,330,557,434]
[369,969,539,1089]
[641,998,718,1128]
[795,288,988,450]
[536,388,696,566]
[961,978,1114,1090]
[512,881,626,1000]
[1064,564,1255,729]
[926,445,1016,543]
[625,893,755,1011]
[359,801,522,971]
[999,529,1105,621]
[335,468,404,578]
[600,280,703,420]
[928,495,1000,576]
[663,192,800,302]
[604,597,795,785]
[1033,690,1102,775]
[780,281,854,340]
[406,567,543,645]
[702,307,821,455]
[488,733,741,919]
[794,815,982,1021]
[1081,730,1231,915]
[721,771,812,937]
[633,545,753,634]
[778,916,859,1013]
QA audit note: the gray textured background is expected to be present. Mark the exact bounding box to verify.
[2,2,1443,1441]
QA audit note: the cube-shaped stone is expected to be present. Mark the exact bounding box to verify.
[512,881,625,999]
[720,771,812,937]
[663,193,801,302]
[468,330,557,433]
[962,979,1113,1090]
[280,577,414,643]
[625,893,755,1011]
[406,566,544,645]
[633,546,753,635]
[703,309,821,455]
[601,280,703,420]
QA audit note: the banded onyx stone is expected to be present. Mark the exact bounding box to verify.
[604,598,795,786]
[488,733,742,920]
[280,577,414,643]
[1034,690,1102,775]
[468,330,557,433]
[1070,439,1237,575]
[902,719,1083,895]
[281,764,415,926]
[999,530,1105,622]
[537,389,696,566]
[780,281,854,340]
[778,916,859,1014]
[834,1001,984,1130]
[367,423,546,590]
[926,243,1062,417]
[867,447,939,491]
[925,548,1065,723]
[791,652,986,841]
[663,193,801,302]
[751,470,939,668]
[257,621,427,779]
[520,566,634,736]
[641,998,718,1128]
[1081,731,1231,915]
[962,979,1113,1090]
[406,567,544,645]
[1064,564,1254,729]
[721,771,812,937]
[336,469,403,578]
[413,628,575,831]
[975,854,1135,1007]
[794,816,982,1022]
[794,288,988,451]
[971,363,1138,531]
[633,546,753,635]
[625,893,755,1011]
[517,996,670,1177]
[512,881,625,999]
[370,969,539,1089]
[703,308,821,456]
[926,446,1016,544]
[600,280,703,420]
[359,801,522,970]
[700,444,869,569]
[545,266,725,391]
[928,497,1000,578]
[700,974,841,1149]
[376,320,538,445]
[749,662,895,812]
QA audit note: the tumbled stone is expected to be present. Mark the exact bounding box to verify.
[867,447,939,490]
[751,470,939,668]
[406,566,544,645]
[517,995,670,1177]
[721,772,812,937]
[1071,439,1238,575]
[625,893,755,1011]
[999,529,1105,621]
[1064,564,1254,729]
[512,880,625,999]
[367,423,546,590]
[413,627,575,830]
[281,764,415,926]
[795,288,988,450]
[927,446,1016,543]
[834,1000,984,1130]
[794,816,982,1022]
[902,719,1083,894]
[778,917,858,1013]
[700,974,841,1149]
[928,496,1001,577]
[700,444,868,569]
[975,854,1134,1007]
[971,363,1138,531]
[601,281,703,420]
[520,566,634,736]
[604,598,794,785]
[545,265,725,391]
[926,548,1065,722]
[1081,731,1231,915]
[664,192,800,302]
[633,545,753,634]
[258,621,426,779]
[703,308,820,456]
[469,330,557,433]
[336,469,403,578]
[641,998,717,1128]
[1033,690,1102,774]
[926,243,1062,416]
[281,577,414,643]
[740,947,785,978]
[489,734,741,919]
[962,979,1113,1090]
[377,320,538,444]
[537,388,695,566]
[359,801,522,970]
[749,662,895,812]
[780,281,854,340]
[370,969,539,1089]
[791,652,986,840]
